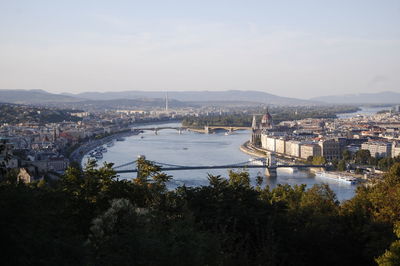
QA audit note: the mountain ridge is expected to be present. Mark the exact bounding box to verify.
[65,89,317,105]
[311,91,400,104]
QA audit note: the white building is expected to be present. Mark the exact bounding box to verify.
[361,141,392,158]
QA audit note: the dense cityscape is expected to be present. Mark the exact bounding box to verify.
[1,97,400,265]
[2,1,400,265]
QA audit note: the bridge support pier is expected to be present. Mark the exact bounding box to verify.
[265,167,277,178]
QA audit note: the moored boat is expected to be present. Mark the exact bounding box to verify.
[106,142,114,147]
[315,171,358,184]
[248,158,264,166]
[94,152,103,159]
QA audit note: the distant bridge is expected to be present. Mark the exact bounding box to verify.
[187,126,251,134]
[131,125,251,135]
[132,127,186,134]
[113,157,325,177]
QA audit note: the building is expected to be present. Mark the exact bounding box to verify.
[260,109,273,129]
[275,138,286,154]
[392,141,400,158]
[251,109,274,146]
[17,168,34,183]
[285,140,301,158]
[261,135,277,152]
[361,141,392,158]
[300,143,321,160]
[319,139,342,161]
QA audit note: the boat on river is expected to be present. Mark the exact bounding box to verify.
[94,152,103,159]
[279,167,298,174]
[315,171,358,184]
[107,142,114,147]
[248,158,264,166]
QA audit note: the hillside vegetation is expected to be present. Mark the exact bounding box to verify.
[1,159,400,265]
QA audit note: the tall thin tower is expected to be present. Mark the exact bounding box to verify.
[165,92,169,112]
[251,115,257,129]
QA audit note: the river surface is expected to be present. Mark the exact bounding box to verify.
[337,106,389,119]
[84,122,361,202]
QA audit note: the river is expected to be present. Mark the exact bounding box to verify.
[337,106,390,119]
[84,122,359,202]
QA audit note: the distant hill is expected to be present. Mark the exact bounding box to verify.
[67,90,316,105]
[0,89,318,106]
[0,89,83,104]
[74,98,195,109]
[311,91,400,104]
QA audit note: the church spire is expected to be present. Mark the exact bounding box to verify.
[252,115,257,129]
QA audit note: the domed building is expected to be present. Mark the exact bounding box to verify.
[251,109,274,146]
[260,110,273,129]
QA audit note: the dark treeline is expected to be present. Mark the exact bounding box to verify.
[1,159,400,265]
[182,105,360,128]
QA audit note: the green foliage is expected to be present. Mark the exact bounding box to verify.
[182,106,360,127]
[343,149,352,161]
[355,149,372,164]
[376,223,400,266]
[337,160,347,171]
[312,155,326,165]
[1,161,400,265]
[228,169,250,188]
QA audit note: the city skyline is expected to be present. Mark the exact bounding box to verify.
[0,0,399,99]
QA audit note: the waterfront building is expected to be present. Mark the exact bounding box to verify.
[391,141,400,158]
[275,138,286,154]
[361,141,392,158]
[285,140,301,158]
[264,136,277,152]
[251,109,274,146]
[300,143,322,159]
[260,109,273,129]
[318,139,342,160]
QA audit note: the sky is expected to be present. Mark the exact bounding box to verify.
[0,0,399,99]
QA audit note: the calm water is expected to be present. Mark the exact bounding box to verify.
[84,122,357,201]
[337,106,389,119]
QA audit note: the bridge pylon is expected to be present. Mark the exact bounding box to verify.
[265,152,277,178]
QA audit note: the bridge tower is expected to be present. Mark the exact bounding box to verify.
[265,152,277,177]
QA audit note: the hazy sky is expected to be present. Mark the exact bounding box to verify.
[0,0,399,99]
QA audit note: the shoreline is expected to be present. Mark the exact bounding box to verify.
[239,141,266,158]
[70,130,139,166]
[240,142,374,184]
[70,119,182,166]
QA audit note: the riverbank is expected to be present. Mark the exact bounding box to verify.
[69,130,138,165]
[69,119,183,165]
[240,141,266,158]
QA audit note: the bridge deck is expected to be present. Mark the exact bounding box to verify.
[115,164,324,173]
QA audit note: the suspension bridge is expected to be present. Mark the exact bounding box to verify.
[112,156,325,177]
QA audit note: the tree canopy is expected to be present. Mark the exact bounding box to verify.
[1,159,400,265]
